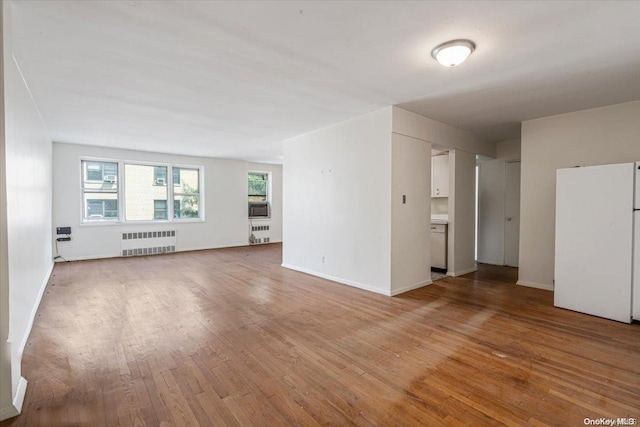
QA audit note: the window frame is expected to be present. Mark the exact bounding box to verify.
[81,158,120,223]
[79,156,205,225]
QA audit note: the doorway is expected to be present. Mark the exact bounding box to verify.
[476,159,521,267]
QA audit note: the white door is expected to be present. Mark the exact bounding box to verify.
[555,163,634,323]
[504,162,521,267]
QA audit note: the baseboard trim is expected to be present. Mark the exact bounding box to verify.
[476,258,504,266]
[18,262,54,357]
[447,266,478,277]
[281,263,389,296]
[517,280,554,291]
[390,280,432,296]
[0,377,26,421]
[13,377,27,415]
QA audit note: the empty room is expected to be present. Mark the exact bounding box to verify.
[1,1,639,426]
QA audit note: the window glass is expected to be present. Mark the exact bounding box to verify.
[154,166,167,185]
[248,172,268,202]
[125,164,168,221]
[82,161,118,221]
[173,168,200,219]
[154,200,167,220]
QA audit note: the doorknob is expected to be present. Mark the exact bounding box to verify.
[506,217,512,221]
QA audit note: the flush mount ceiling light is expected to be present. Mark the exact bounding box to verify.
[431,39,476,67]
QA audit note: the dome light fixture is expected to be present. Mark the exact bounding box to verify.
[431,39,476,67]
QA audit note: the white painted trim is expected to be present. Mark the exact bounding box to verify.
[12,377,26,414]
[281,263,389,296]
[517,280,554,291]
[0,376,25,421]
[17,262,53,357]
[389,280,432,296]
[447,266,478,277]
[476,258,504,266]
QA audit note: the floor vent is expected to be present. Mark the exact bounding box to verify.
[121,230,177,256]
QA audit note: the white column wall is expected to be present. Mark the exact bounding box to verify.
[390,133,431,295]
[282,108,393,295]
[447,150,477,276]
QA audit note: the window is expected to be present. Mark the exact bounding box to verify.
[82,160,118,221]
[154,200,167,220]
[125,164,168,221]
[248,172,269,202]
[87,199,118,219]
[85,161,117,182]
[81,159,202,223]
[154,166,167,185]
[173,167,200,218]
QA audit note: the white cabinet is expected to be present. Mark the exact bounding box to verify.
[431,154,449,198]
[430,223,448,270]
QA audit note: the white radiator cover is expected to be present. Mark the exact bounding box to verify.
[250,224,270,245]
[121,230,176,256]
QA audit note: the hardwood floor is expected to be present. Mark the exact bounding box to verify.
[2,243,639,426]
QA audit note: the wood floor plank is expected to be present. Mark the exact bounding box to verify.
[1,244,639,426]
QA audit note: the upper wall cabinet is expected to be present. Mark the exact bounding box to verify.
[432,154,449,198]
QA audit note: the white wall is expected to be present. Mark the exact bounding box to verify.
[519,101,640,289]
[282,108,393,295]
[391,133,431,295]
[392,107,496,158]
[0,2,11,418]
[447,150,477,276]
[496,139,521,161]
[53,142,282,261]
[1,1,53,419]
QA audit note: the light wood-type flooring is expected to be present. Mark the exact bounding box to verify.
[2,243,639,426]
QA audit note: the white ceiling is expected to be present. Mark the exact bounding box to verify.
[10,1,640,163]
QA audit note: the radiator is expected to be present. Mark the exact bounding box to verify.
[121,230,176,257]
[250,224,270,245]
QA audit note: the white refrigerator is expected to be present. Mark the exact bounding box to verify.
[555,161,640,323]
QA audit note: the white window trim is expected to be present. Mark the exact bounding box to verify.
[79,156,205,225]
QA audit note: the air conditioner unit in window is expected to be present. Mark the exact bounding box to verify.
[103,175,117,183]
[249,202,269,218]
[155,178,166,185]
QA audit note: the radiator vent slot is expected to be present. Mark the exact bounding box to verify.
[121,230,177,256]
[251,225,270,232]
